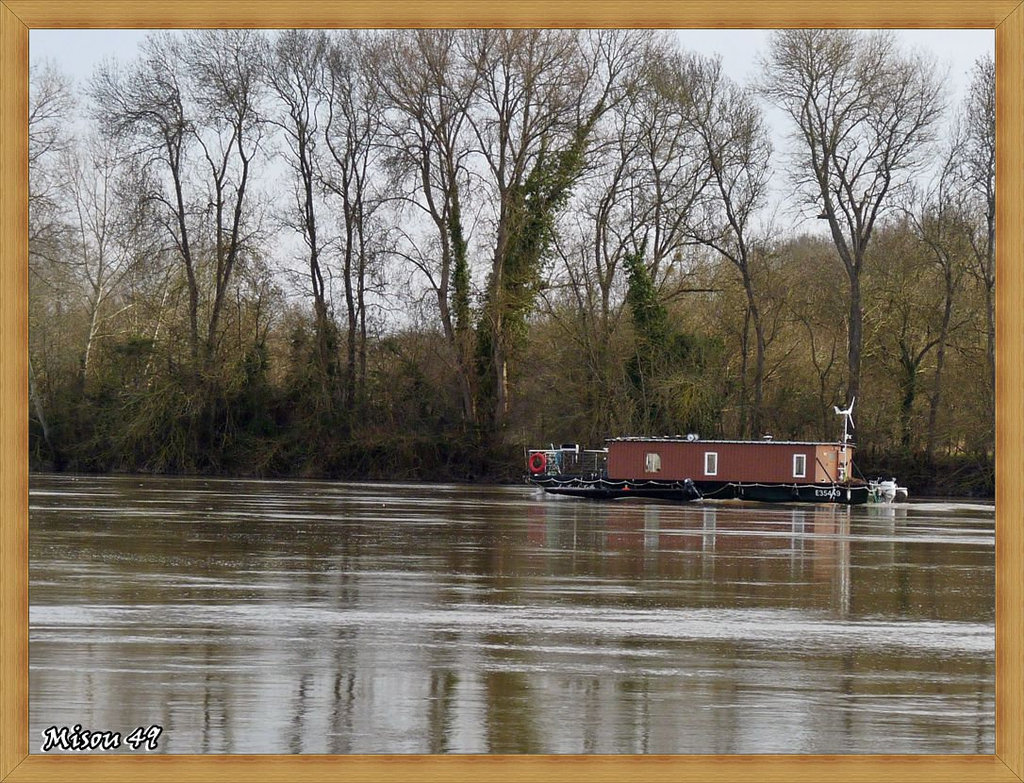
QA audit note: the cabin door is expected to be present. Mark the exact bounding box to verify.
[837,448,850,482]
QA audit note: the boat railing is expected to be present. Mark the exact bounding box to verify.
[528,446,608,479]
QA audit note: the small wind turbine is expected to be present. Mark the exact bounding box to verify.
[834,398,855,444]
[833,398,855,482]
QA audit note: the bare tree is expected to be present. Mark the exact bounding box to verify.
[779,235,847,436]
[959,55,996,447]
[761,29,944,407]
[264,29,338,403]
[903,140,973,458]
[28,61,74,462]
[468,29,631,433]
[541,33,712,439]
[29,61,74,233]
[323,30,386,412]
[61,133,147,387]
[187,30,267,366]
[92,35,196,356]
[376,29,481,425]
[91,30,267,368]
[865,220,947,449]
[679,54,773,436]
[624,47,713,289]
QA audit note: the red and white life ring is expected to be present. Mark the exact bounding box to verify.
[528,452,547,474]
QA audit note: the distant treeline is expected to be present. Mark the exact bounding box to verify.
[28,30,995,497]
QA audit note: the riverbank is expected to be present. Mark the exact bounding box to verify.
[856,450,994,499]
[29,438,994,501]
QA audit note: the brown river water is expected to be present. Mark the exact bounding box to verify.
[28,474,994,754]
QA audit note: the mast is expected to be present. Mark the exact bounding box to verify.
[834,398,855,482]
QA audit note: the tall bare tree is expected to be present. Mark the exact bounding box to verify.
[904,141,973,458]
[959,54,996,448]
[323,31,385,412]
[376,29,481,425]
[91,30,267,368]
[761,29,943,407]
[28,61,74,462]
[265,30,335,389]
[624,47,713,288]
[29,62,74,244]
[679,54,773,436]
[469,29,633,434]
[61,133,149,387]
[542,33,713,439]
[187,30,267,366]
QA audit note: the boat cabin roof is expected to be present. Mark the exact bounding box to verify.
[606,436,852,448]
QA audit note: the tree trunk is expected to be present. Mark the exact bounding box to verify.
[926,272,954,460]
[344,218,357,412]
[449,187,476,424]
[738,306,750,438]
[28,355,57,466]
[899,343,917,449]
[80,291,102,390]
[985,278,995,428]
[741,274,766,438]
[357,223,367,409]
[846,270,863,407]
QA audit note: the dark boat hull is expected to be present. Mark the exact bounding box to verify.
[529,476,869,505]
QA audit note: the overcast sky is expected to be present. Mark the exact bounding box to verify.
[29,27,994,232]
[30,27,993,93]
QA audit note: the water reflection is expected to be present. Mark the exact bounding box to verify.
[29,475,994,754]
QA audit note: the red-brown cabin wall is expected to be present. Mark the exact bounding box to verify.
[607,441,852,484]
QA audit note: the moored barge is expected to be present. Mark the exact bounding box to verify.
[526,435,879,505]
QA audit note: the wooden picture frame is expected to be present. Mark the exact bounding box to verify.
[1,1,1021,781]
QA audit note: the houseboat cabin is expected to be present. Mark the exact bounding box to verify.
[609,437,853,484]
[527,436,872,505]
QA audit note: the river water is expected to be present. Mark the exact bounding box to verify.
[28,474,994,755]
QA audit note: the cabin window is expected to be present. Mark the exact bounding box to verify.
[793,454,807,478]
[704,452,718,476]
[645,452,661,473]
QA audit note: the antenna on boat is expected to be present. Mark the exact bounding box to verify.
[833,398,855,444]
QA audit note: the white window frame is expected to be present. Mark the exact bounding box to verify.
[704,452,718,476]
[645,452,661,473]
[793,453,807,479]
